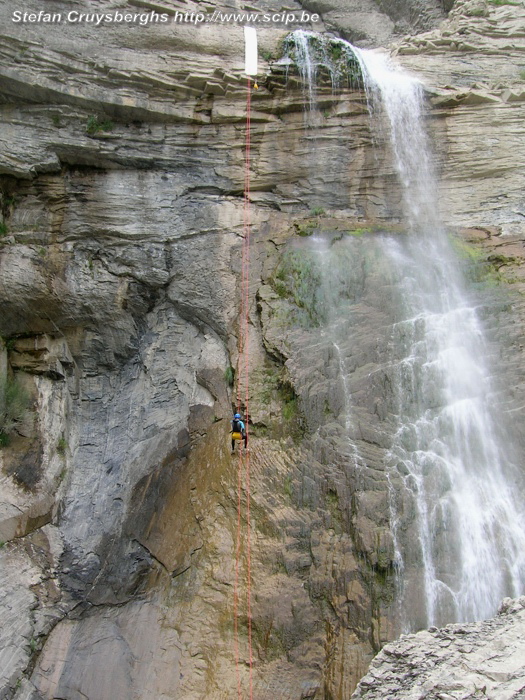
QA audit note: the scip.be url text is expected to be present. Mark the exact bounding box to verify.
[174,10,320,25]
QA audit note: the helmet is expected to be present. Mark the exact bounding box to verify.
[234,413,241,419]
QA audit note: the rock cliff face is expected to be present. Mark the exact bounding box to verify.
[1,0,525,698]
[395,0,525,236]
[352,596,525,699]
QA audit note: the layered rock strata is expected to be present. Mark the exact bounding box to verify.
[1,0,525,698]
[352,596,525,699]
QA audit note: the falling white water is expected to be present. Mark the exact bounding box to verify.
[351,48,437,230]
[307,235,365,471]
[289,30,317,113]
[353,47,525,628]
[285,30,361,123]
[333,342,352,435]
[287,31,525,630]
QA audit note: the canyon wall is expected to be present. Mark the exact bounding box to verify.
[1,0,524,698]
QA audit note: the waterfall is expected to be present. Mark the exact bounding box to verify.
[287,30,317,114]
[289,32,525,629]
[283,30,363,123]
[308,234,365,470]
[354,47,525,628]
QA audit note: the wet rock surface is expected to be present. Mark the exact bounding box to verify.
[0,0,525,698]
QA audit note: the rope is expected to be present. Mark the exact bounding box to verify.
[234,438,243,698]
[234,75,254,700]
[244,75,254,700]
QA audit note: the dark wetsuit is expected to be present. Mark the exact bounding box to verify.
[231,418,247,451]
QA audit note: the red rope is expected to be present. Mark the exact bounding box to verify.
[244,75,254,700]
[234,75,254,700]
[233,439,243,698]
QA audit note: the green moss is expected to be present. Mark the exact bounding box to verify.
[86,115,114,135]
[487,253,519,267]
[278,380,304,439]
[279,379,298,416]
[282,396,298,421]
[57,437,67,455]
[0,221,7,236]
[330,43,343,61]
[1,194,16,211]
[450,234,519,287]
[264,367,282,405]
[449,235,485,262]
[273,280,289,298]
[0,375,30,446]
[217,605,235,640]
[310,207,325,216]
[224,365,234,387]
[294,220,316,237]
[283,32,364,91]
[251,363,304,439]
[283,474,293,500]
[272,249,325,328]
[373,530,394,573]
[260,49,276,61]
[250,422,268,438]
[467,5,488,15]
[346,223,403,236]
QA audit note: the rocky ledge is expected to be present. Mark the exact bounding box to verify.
[352,596,525,699]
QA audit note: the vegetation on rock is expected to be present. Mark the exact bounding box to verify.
[86,115,114,135]
[0,374,30,446]
[282,31,364,90]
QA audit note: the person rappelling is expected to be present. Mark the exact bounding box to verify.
[230,412,248,453]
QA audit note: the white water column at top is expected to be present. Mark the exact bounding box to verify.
[350,46,525,627]
[285,30,346,124]
[351,48,437,233]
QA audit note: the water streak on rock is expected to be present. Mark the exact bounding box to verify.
[295,33,525,629]
[353,45,525,628]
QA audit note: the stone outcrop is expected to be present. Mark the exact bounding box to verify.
[1,0,525,698]
[352,596,525,699]
[299,0,446,46]
[394,0,525,235]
